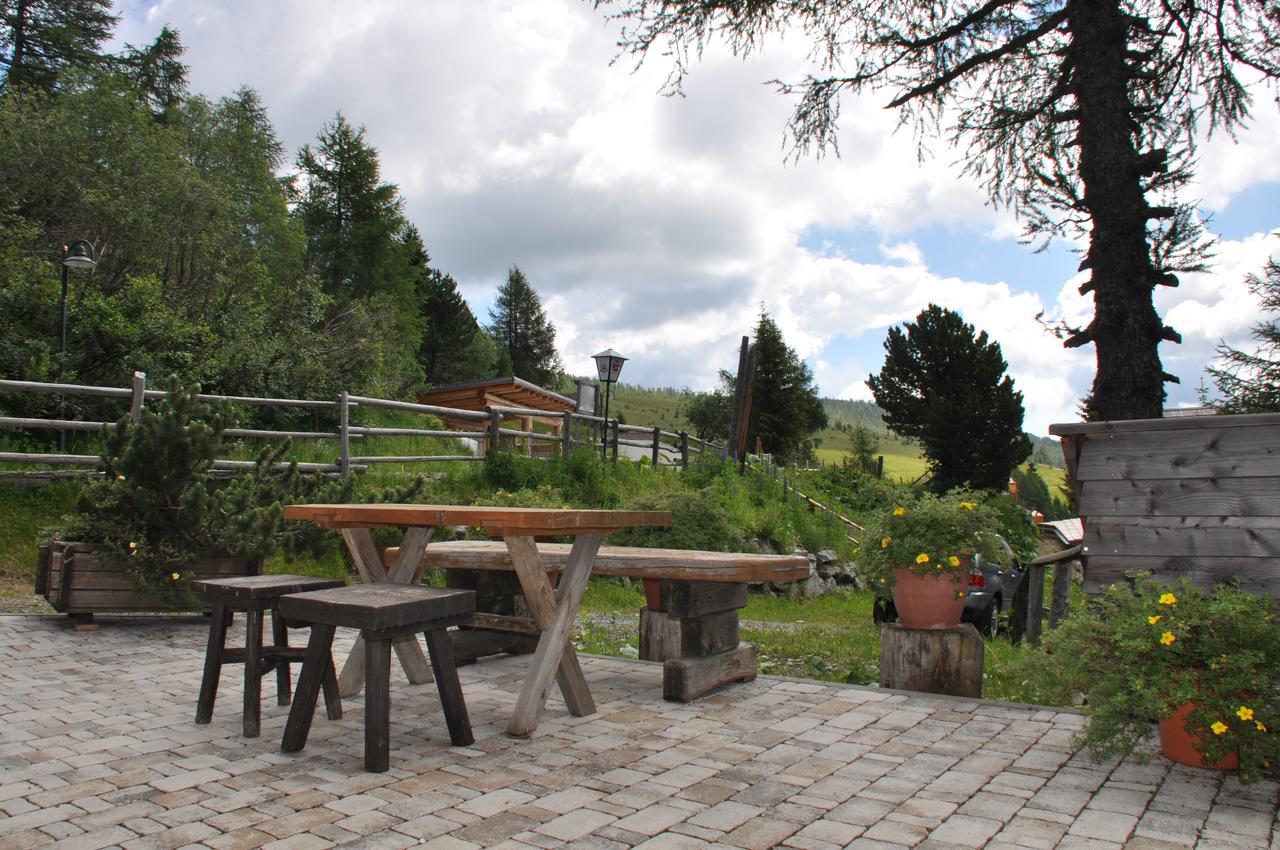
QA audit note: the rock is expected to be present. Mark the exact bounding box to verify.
[802,576,826,598]
[817,549,839,565]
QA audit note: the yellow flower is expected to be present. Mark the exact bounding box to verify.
[948,555,960,567]
[881,536,892,549]
[1108,584,1118,592]
[1148,615,1161,625]
[893,507,906,516]
[1257,721,1268,732]
[116,474,126,481]
[1211,721,1229,735]
[915,553,930,564]
[1159,592,1178,606]
[1237,706,1255,721]
[128,541,138,551]
[1160,631,1176,645]
[170,572,181,582]
[959,501,975,510]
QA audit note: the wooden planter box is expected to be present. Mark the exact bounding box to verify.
[36,541,259,621]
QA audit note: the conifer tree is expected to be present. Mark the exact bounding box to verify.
[1206,259,1280,414]
[407,225,495,385]
[487,266,561,387]
[868,304,1031,492]
[748,310,827,459]
[1,0,116,92]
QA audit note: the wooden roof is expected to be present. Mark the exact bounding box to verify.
[418,377,576,414]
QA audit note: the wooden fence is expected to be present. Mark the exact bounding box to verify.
[1052,412,1280,596]
[0,374,721,479]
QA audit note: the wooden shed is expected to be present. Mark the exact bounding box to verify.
[1051,413,1280,596]
[418,377,578,455]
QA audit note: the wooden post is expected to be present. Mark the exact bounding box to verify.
[338,391,351,479]
[129,371,146,423]
[735,345,758,467]
[488,408,501,454]
[1025,563,1046,645]
[652,427,661,466]
[562,411,573,457]
[879,624,984,698]
[610,420,619,462]
[521,415,532,456]
[680,432,689,468]
[1050,560,1073,629]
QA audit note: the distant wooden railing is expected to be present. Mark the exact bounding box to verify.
[0,373,722,479]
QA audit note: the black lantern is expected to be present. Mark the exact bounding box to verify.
[592,349,627,459]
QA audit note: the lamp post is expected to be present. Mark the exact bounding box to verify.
[58,240,97,451]
[592,348,627,460]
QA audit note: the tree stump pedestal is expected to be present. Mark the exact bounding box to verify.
[878,623,984,698]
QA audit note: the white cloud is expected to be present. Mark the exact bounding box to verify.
[112,0,1280,436]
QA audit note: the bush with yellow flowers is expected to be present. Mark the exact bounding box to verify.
[857,489,1005,585]
[1042,574,1280,782]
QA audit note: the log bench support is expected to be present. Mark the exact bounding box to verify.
[640,580,757,701]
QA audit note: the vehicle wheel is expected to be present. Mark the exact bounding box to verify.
[979,597,1002,638]
[872,596,898,626]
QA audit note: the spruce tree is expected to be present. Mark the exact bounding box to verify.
[487,266,561,387]
[408,226,495,385]
[868,304,1031,492]
[748,310,827,459]
[1206,259,1280,414]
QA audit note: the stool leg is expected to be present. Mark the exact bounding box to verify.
[244,607,264,737]
[424,628,473,747]
[272,605,291,706]
[365,637,392,772]
[282,623,337,754]
[320,643,344,721]
[195,603,228,724]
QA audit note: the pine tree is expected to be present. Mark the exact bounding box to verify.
[487,266,561,387]
[594,0,1280,421]
[868,304,1031,492]
[119,25,187,120]
[1206,259,1280,414]
[748,310,827,459]
[407,225,495,385]
[1,0,116,92]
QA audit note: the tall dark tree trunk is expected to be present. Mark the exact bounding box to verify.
[1066,0,1166,421]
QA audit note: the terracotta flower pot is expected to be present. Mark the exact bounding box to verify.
[891,566,967,629]
[1158,702,1239,770]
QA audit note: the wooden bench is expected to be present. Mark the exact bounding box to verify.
[385,542,810,701]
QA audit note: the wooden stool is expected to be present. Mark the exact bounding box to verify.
[193,574,345,737]
[279,584,476,772]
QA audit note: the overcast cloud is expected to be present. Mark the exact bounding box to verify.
[114,0,1280,435]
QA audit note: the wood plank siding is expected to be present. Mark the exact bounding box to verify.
[1051,414,1280,595]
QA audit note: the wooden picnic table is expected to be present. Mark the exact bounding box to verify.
[281,504,670,736]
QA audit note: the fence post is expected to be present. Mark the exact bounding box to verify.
[129,371,147,423]
[680,431,689,469]
[610,420,619,463]
[651,426,661,466]
[338,390,351,479]
[562,411,573,457]
[488,407,502,454]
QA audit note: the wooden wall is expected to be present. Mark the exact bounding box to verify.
[1052,413,1280,596]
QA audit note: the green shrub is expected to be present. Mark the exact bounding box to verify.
[611,489,747,552]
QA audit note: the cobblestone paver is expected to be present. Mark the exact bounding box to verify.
[2,615,1277,849]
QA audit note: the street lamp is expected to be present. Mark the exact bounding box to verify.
[58,240,96,451]
[592,348,627,459]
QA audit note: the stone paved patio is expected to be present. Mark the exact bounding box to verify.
[1,615,1277,850]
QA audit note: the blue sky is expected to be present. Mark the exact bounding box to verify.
[112,0,1280,435]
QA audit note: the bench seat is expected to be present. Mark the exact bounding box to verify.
[385,541,810,701]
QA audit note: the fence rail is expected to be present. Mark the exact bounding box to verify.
[0,372,723,479]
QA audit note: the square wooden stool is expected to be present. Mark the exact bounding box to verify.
[193,574,345,737]
[279,584,476,772]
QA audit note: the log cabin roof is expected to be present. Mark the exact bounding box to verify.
[417,377,577,429]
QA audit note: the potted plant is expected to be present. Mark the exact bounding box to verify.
[39,380,364,618]
[1042,574,1280,782]
[859,490,1004,629]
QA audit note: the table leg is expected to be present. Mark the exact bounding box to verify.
[505,535,594,717]
[507,533,602,737]
[336,527,435,696]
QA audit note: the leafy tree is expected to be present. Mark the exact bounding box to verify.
[1205,258,1280,414]
[868,304,1031,492]
[0,0,115,92]
[487,265,561,386]
[408,226,495,385]
[1011,463,1070,521]
[748,310,827,459]
[682,387,731,441]
[594,0,1280,422]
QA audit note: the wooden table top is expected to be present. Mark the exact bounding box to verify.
[283,504,671,536]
